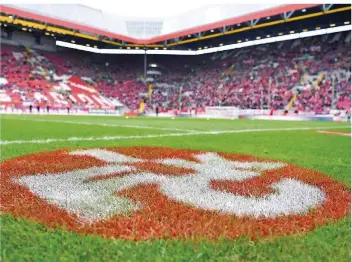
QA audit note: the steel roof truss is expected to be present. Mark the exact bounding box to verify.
[250,18,260,27]
[283,11,295,20]
[322,4,334,12]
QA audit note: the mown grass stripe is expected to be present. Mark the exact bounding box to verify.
[1,126,349,145]
[6,117,197,133]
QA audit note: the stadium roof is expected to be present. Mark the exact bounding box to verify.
[1,4,319,44]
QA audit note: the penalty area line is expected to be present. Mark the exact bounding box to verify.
[1,125,350,145]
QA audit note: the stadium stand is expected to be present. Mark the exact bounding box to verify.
[0,31,351,115]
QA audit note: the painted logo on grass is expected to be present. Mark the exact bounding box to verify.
[1,147,350,240]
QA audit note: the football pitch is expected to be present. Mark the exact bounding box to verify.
[1,114,351,262]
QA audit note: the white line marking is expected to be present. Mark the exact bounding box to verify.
[6,118,196,132]
[317,131,351,137]
[1,126,349,145]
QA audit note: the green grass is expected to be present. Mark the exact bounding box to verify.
[1,114,351,261]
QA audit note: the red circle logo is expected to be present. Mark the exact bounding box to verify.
[1,147,350,240]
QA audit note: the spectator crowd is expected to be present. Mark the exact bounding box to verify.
[1,31,350,114]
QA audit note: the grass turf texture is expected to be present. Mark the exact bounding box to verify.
[1,114,351,261]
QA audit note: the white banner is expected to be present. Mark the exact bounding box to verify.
[205,107,270,118]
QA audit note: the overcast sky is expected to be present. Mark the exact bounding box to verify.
[3,0,351,18]
[83,0,350,18]
[84,0,239,18]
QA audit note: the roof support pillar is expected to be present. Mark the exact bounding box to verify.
[144,52,147,80]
